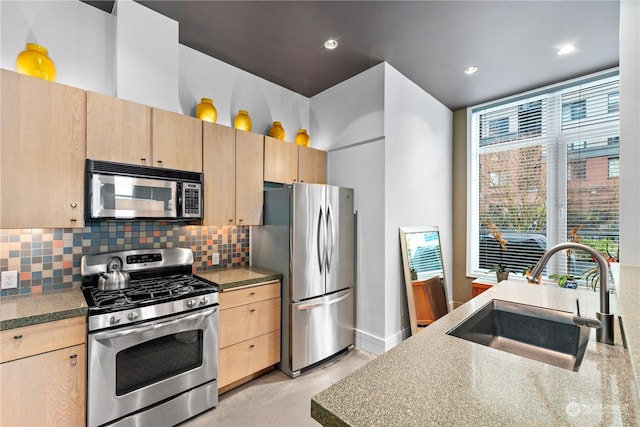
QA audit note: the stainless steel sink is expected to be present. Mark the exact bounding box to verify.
[447,299,591,371]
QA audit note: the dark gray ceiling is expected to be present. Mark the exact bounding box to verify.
[83,1,619,110]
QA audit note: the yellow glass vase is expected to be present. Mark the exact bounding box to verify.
[16,43,56,81]
[269,121,285,140]
[196,98,217,123]
[295,129,310,147]
[234,109,252,131]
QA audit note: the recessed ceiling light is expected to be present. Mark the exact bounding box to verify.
[324,39,339,50]
[557,44,576,55]
[464,66,478,75]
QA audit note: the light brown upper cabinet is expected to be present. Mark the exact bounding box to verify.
[203,124,264,226]
[151,108,203,172]
[298,145,327,184]
[0,70,86,228]
[264,137,327,185]
[86,91,151,165]
[235,130,264,225]
[87,94,202,172]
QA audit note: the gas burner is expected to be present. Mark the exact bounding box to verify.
[85,274,217,311]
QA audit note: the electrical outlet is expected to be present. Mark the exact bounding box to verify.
[212,253,220,265]
[1,271,18,290]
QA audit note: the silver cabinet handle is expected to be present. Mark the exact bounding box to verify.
[141,158,147,165]
[69,354,78,366]
[13,334,23,340]
[157,160,163,167]
[70,202,78,208]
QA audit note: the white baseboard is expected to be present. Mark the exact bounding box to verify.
[355,328,409,355]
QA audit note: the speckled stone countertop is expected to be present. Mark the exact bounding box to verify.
[0,287,87,331]
[196,266,282,291]
[312,281,639,426]
[616,266,640,403]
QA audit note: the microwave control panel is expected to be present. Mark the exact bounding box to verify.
[182,182,202,217]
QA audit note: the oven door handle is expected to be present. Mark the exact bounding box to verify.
[93,308,217,341]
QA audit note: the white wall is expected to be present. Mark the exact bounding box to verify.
[310,64,385,151]
[114,0,179,112]
[1,0,113,94]
[179,46,309,136]
[383,64,453,341]
[328,139,387,354]
[619,0,640,266]
[311,63,453,354]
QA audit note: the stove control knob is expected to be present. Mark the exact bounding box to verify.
[200,297,208,305]
[128,311,139,321]
[109,315,121,325]
[187,299,196,308]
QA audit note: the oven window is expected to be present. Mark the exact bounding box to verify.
[115,329,203,396]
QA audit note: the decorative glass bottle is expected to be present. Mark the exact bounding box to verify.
[234,109,252,131]
[16,43,56,81]
[295,129,310,147]
[269,121,285,140]
[196,98,217,123]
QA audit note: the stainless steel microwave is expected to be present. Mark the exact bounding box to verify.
[85,160,204,220]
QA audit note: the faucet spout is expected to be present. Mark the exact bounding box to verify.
[527,242,614,345]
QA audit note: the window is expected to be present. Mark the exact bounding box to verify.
[609,157,620,178]
[562,99,586,122]
[469,70,619,281]
[568,160,586,180]
[608,92,619,113]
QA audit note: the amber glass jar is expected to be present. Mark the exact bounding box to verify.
[196,98,217,123]
[295,129,310,147]
[16,43,56,81]
[269,121,285,140]
[234,110,252,131]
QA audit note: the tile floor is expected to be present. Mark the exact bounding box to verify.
[181,348,375,426]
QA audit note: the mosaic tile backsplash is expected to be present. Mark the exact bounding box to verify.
[0,222,250,297]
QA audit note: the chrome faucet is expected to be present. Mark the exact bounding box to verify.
[527,242,614,345]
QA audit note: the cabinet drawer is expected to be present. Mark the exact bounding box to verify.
[219,298,280,348]
[0,316,86,363]
[219,280,280,309]
[218,330,280,388]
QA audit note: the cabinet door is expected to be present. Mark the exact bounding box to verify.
[86,91,151,165]
[0,344,86,427]
[298,145,327,184]
[151,108,203,172]
[264,136,298,184]
[0,70,85,228]
[235,130,264,225]
[203,122,236,226]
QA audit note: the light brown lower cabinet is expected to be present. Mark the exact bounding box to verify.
[0,317,86,427]
[218,280,281,393]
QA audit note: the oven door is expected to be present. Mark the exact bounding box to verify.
[87,307,218,427]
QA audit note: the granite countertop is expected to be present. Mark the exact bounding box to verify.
[196,266,282,291]
[312,280,639,426]
[0,287,87,331]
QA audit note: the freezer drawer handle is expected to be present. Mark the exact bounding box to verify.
[297,290,352,311]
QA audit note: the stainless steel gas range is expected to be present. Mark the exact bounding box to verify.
[81,248,219,427]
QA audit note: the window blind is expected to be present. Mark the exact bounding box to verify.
[470,71,619,284]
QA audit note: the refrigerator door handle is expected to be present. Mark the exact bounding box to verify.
[326,205,334,273]
[296,290,352,311]
[317,207,324,275]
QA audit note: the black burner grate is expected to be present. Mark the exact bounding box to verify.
[85,275,216,310]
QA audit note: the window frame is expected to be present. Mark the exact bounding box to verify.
[466,68,620,279]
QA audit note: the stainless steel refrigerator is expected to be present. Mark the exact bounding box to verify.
[251,183,355,378]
